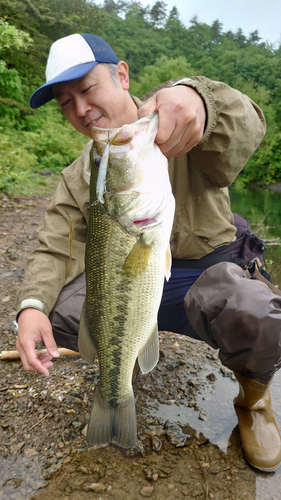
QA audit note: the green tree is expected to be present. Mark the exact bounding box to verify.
[0,16,32,50]
[150,1,168,28]
[211,19,223,42]
[0,18,33,123]
[248,30,261,45]
[130,55,195,96]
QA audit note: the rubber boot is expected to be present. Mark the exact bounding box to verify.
[234,372,281,472]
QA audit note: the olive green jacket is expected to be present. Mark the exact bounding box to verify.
[16,77,266,317]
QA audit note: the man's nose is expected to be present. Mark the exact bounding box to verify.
[74,96,91,117]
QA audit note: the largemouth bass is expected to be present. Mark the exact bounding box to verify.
[78,112,175,448]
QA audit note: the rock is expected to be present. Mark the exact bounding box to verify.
[199,410,208,421]
[164,421,191,447]
[11,441,25,454]
[187,378,201,387]
[39,169,57,176]
[151,435,162,451]
[81,424,88,436]
[71,420,83,429]
[146,469,158,482]
[140,485,154,497]
[85,482,107,492]
[0,268,24,279]
[24,447,37,458]
[206,372,217,382]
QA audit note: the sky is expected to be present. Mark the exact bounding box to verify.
[138,0,281,46]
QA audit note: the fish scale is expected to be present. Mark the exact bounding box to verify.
[87,204,136,401]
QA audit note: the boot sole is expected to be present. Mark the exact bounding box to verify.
[242,448,281,473]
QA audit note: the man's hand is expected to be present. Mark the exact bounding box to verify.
[138,85,206,157]
[16,308,60,376]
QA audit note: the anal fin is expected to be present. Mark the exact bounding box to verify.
[138,324,159,374]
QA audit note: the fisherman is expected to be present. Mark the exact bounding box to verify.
[16,33,281,471]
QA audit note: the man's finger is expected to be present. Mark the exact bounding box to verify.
[19,345,50,376]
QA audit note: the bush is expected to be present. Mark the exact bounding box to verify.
[0,103,87,195]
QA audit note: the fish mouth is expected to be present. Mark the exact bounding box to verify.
[133,217,159,228]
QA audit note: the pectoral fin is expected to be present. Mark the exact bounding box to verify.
[165,244,172,281]
[78,302,97,363]
[138,324,159,374]
[122,237,152,279]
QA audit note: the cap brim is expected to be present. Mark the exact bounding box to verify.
[30,61,98,109]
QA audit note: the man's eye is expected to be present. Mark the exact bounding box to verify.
[61,99,70,107]
[82,85,93,94]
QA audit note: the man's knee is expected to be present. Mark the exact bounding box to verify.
[49,273,86,351]
[184,262,281,381]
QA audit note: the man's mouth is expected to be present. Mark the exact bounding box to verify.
[87,116,103,128]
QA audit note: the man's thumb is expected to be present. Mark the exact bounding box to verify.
[138,95,157,119]
[43,331,60,357]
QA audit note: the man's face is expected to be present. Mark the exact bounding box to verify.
[52,62,138,138]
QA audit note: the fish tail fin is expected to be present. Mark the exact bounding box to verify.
[114,393,137,448]
[86,388,137,449]
[86,387,112,446]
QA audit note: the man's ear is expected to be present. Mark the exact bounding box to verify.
[117,61,130,90]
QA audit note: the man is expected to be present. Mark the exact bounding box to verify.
[16,33,281,472]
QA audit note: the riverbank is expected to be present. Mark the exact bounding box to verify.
[1,193,281,500]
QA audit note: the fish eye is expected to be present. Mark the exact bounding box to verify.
[94,155,101,168]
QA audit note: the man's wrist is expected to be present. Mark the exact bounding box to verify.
[173,77,216,144]
[17,299,45,320]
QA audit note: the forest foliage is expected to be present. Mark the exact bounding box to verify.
[1,0,281,194]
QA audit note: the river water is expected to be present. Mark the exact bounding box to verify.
[230,186,281,287]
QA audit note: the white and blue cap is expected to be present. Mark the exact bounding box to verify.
[30,33,119,109]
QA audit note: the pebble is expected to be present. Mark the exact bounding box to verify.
[151,435,162,451]
[81,424,88,436]
[199,410,208,421]
[24,448,37,458]
[206,372,217,382]
[180,477,192,485]
[71,420,82,429]
[85,482,107,492]
[164,422,191,447]
[140,485,154,497]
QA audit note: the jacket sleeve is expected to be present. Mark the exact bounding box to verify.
[174,77,266,187]
[16,168,89,318]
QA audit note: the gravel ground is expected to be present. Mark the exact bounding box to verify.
[1,192,280,500]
